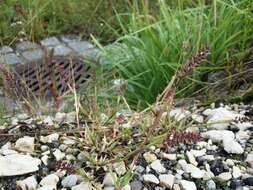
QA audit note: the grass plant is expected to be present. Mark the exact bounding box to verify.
[103,0,253,108]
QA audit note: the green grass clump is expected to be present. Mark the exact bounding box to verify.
[105,0,253,109]
[0,0,130,44]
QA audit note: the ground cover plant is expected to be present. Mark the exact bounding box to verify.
[104,0,253,109]
[0,0,130,44]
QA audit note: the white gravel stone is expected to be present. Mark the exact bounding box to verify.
[202,155,215,161]
[178,160,190,173]
[180,180,197,190]
[191,114,204,123]
[218,172,232,181]
[40,133,59,143]
[150,160,166,173]
[53,149,65,161]
[15,136,35,153]
[103,173,117,186]
[71,182,93,190]
[0,154,41,176]
[223,138,244,154]
[207,107,243,129]
[232,166,242,178]
[41,155,49,165]
[16,176,38,190]
[159,174,175,189]
[190,166,205,179]
[186,151,198,166]
[190,149,206,157]
[122,184,131,190]
[236,130,250,142]
[236,122,253,131]
[143,174,159,184]
[143,152,157,163]
[61,175,78,188]
[201,130,234,143]
[113,161,127,176]
[161,153,177,160]
[169,108,191,121]
[245,152,253,168]
[39,174,59,189]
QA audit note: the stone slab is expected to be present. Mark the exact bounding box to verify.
[0,53,21,65]
[68,41,94,54]
[22,49,44,62]
[46,45,73,56]
[40,37,61,47]
[0,46,13,54]
[60,34,81,43]
[16,41,40,51]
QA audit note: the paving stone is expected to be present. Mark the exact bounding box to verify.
[0,53,21,65]
[40,37,61,47]
[60,34,81,43]
[47,45,73,56]
[22,49,44,62]
[68,41,94,54]
[79,48,101,60]
[0,46,13,54]
[16,41,40,51]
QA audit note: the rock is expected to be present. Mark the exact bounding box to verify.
[190,149,206,157]
[190,166,205,179]
[130,181,143,190]
[103,187,115,190]
[122,184,131,190]
[55,112,76,123]
[169,108,191,121]
[103,173,117,186]
[209,160,225,176]
[236,122,253,131]
[49,45,72,56]
[206,180,216,190]
[159,174,175,189]
[173,184,181,190]
[236,131,250,142]
[223,138,244,154]
[71,182,92,190]
[16,176,38,190]
[61,175,78,188]
[0,46,13,54]
[17,113,29,120]
[53,149,65,161]
[245,152,253,168]
[180,180,197,190]
[41,155,49,165]
[143,174,159,184]
[0,154,41,176]
[186,151,198,166]
[43,116,54,125]
[15,136,35,153]
[39,174,59,189]
[37,186,56,190]
[207,107,243,130]
[218,172,232,181]
[243,177,253,186]
[113,161,127,176]
[230,179,242,190]
[232,166,242,178]
[178,160,190,173]
[143,152,157,163]
[161,153,177,160]
[40,133,59,143]
[150,160,166,173]
[225,159,235,167]
[201,130,234,143]
[191,114,204,123]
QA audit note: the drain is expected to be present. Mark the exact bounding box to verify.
[3,56,92,99]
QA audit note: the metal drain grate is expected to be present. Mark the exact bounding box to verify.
[9,56,92,98]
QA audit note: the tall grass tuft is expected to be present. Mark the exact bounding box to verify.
[104,0,253,109]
